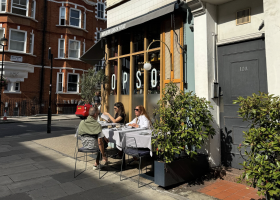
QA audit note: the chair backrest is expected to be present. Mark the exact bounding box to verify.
[126,136,137,148]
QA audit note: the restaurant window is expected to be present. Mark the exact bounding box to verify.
[67,73,79,93]
[12,0,28,16]
[97,3,105,19]
[132,26,144,53]
[121,32,130,55]
[57,73,63,93]
[121,57,130,95]
[109,35,118,58]
[147,21,161,49]
[147,51,160,94]
[68,39,80,59]
[31,0,36,19]
[133,54,144,95]
[0,0,6,12]
[9,29,26,52]
[69,8,81,28]
[109,60,118,95]
[58,38,65,58]
[59,7,66,25]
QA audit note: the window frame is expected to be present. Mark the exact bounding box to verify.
[29,32,34,54]
[83,12,86,30]
[8,29,27,53]
[0,28,5,49]
[15,82,20,92]
[31,0,36,19]
[96,31,100,41]
[58,38,65,58]
[83,41,85,55]
[11,0,29,16]
[56,72,64,93]
[0,0,6,12]
[67,73,79,93]
[59,6,66,25]
[97,2,105,19]
[68,39,80,59]
[69,8,81,28]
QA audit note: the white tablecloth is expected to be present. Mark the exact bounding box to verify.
[102,128,152,157]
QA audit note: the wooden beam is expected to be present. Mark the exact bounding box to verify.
[103,42,110,113]
[144,31,148,110]
[129,33,134,122]
[171,26,174,80]
[180,19,184,90]
[117,36,121,102]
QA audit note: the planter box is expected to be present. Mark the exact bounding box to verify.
[154,154,209,187]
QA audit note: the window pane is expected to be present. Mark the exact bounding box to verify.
[121,57,130,95]
[58,74,62,82]
[19,0,27,5]
[133,54,144,95]
[68,83,77,91]
[58,83,62,91]
[70,10,80,18]
[69,50,78,58]
[10,41,24,51]
[11,31,25,41]
[13,0,20,4]
[98,4,101,10]
[60,19,65,25]
[98,11,101,18]
[70,18,79,26]
[100,12,104,19]
[60,40,64,48]
[59,49,64,57]
[69,74,78,82]
[0,29,3,38]
[69,41,79,49]
[31,1,35,18]
[1,4,5,12]
[60,7,65,18]
[12,7,26,15]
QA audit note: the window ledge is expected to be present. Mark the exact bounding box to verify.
[0,12,37,22]
[55,58,84,62]
[56,25,88,32]
[96,17,107,21]
[3,91,22,94]
[4,50,36,57]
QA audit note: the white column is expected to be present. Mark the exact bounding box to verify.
[10,82,16,92]
[263,0,280,96]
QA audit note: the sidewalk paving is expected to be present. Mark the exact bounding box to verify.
[0,115,79,124]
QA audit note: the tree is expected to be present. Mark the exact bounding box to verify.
[79,67,108,103]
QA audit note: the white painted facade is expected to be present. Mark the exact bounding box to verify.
[187,0,280,167]
[107,0,175,27]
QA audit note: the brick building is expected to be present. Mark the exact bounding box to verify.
[0,0,106,116]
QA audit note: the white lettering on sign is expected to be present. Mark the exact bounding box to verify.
[240,66,248,72]
[136,71,141,89]
[10,55,23,62]
[111,74,116,90]
[123,72,127,89]
[151,68,157,88]
[100,24,126,38]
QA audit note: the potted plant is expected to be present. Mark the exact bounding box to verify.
[234,93,280,200]
[1,77,9,87]
[152,82,216,187]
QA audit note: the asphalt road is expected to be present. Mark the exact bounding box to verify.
[0,119,81,138]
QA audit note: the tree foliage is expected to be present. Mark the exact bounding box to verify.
[152,82,216,163]
[79,68,108,103]
[234,93,280,199]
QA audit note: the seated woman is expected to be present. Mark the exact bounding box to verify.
[127,105,151,129]
[103,102,126,124]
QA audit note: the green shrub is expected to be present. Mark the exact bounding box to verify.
[234,93,280,198]
[152,82,216,163]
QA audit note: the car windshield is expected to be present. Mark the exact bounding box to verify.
[78,101,86,105]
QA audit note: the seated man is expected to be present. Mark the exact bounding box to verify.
[78,106,108,169]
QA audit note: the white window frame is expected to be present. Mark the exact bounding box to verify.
[59,6,66,25]
[0,0,6,12]
[68,39,80,59]
[0,28,5,49]
[29,32,34,54]
[96,31,100,41]
[8,29,27,53]
[11,0,29,16]
[31,0,36,19]
[58,38,65,58]
[15,82,20,92]
[67,73,79,93]
[56,72,64,93]
[83,12,86,30]
[97,2,105,19]
[69,8,81,28]
[83,41,85,55]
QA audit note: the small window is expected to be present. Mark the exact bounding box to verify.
[9,29,26,52]
[57,73,63,93]
[84,12,86,29]
[68,40,80,59]
[59,7,66,25]
[67,74,79,92]
[31,0,36,18]
[29,33,34,54]
[0,0,6,12]
[236,8,251,25]
[58,39,65,58]
[12,0,28,16]
[97,3,105,19]
[70,8,81,27]
[15,82,20,91]
[97,32,100,40]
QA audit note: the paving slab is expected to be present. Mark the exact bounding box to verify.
[28,185,68,200]
[0,185,12,198]
[0,176,14,185]
[0,164,40,176]
[0,155,22,163]
[0,193,32,200]
[0,147,11,152]
[59,182,84,195]
[9,169,55,182]
[0,158,36,169]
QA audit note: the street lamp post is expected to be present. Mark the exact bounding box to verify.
[47,47,53,133]
[144,39,173,80]
[0,34,8,119]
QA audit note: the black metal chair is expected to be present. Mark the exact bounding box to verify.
[120,136,150,187]
[74,134,102,179]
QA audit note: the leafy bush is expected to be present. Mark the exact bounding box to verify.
[152,82,216,163]
[234,93,280,198]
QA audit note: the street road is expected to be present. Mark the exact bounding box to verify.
[0,119,81,137]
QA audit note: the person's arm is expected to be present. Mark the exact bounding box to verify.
[126,117,136,126]
[103,112,123,123]
[135,115,149,129]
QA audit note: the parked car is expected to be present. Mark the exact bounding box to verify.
[75,101,92,119]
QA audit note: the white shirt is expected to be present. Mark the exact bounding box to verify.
[127,115,151,129]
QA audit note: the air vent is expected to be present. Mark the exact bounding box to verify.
[236,8,251,25]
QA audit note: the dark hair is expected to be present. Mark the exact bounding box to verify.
[114,102,125,116]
